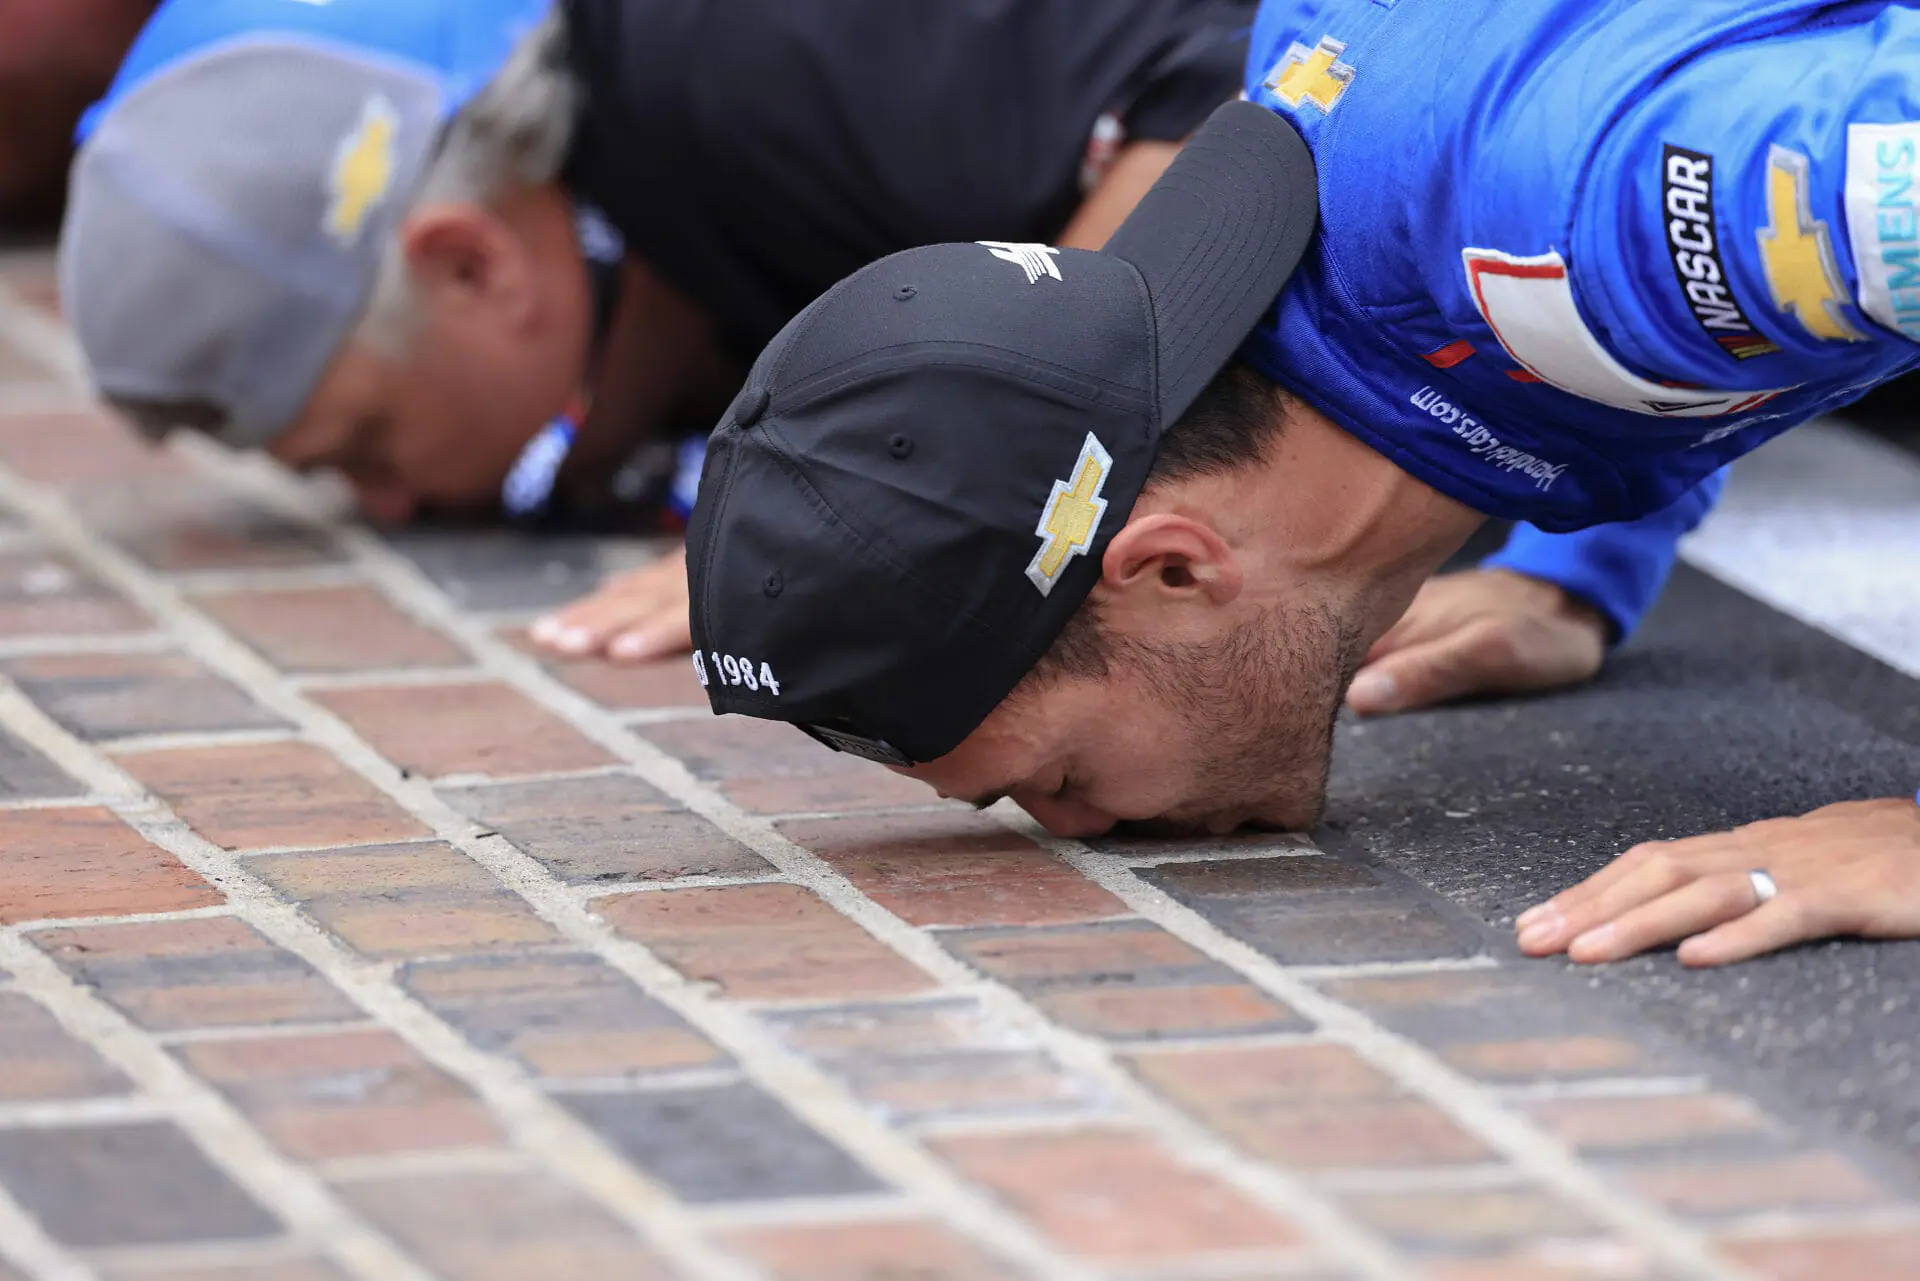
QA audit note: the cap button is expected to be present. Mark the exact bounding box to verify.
[736,388,771,428]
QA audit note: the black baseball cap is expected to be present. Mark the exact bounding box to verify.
[685,101,1317,766]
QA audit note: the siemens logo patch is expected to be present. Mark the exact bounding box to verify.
[1845,122,1920,342]
[1662,146,1779,360]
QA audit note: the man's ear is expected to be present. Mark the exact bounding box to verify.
[397,203,532,318]
[1097,512,1242,606]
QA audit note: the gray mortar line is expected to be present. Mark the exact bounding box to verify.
[0,635,174,660]
[0,931,429,1281]
[0,450,1082,1280]
[0,502,760,1281]
[0,1098,173,1128]
[1021,825,1755,1281]
[200,460,1420,1281]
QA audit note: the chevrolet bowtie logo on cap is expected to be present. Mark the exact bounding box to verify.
[325,94,402,246]
[1027,432,1113,596]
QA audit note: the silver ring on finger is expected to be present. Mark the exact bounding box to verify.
[1748,868,1779,908]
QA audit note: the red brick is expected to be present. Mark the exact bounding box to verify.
[314,682,615,779]
[943,919,1308,1041]
[1622,1152,1889,1218]
[0,807,222,924]
[34,916,358,1031]
[0,412,196,489]
[501,628,708,709]
[0,992,131,1099]
[1422,1255,1662,1281]
[1340,1185,1598,1250]
[1441,1037,1654,1082]
[4,652,286,742]
[120,741,430,850]
[728,1219,1016,1281]
[250,843,560,959]
[1035,983,1304,1041]
[762,997,1097,1124]
[933,1127,1301,1262]
[401,952,727,1080]
[1520,1092,1772,1154]
[641,716,942,814]
[75,474,338,571]
[596,883,934,1000]
[1129,1043,1493,1169]
[442,774,770,883]
[1723,1228,1920,1281]
[779,811,1125,926]
[199,585,466,673]
[338,1170,673,1280]
[176,1028,502,1161]
[0,549,152,636]
[98,1262,352,1281]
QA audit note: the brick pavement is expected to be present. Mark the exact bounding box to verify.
[1,252,1917,1281]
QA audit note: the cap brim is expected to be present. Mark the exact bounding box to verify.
[1101,100,1318,424]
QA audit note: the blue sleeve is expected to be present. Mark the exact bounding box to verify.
[1482,468,1728,644]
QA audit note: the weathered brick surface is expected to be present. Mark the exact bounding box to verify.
[778,810,1127,926]
[120,740,431,851]
[0,806,223,923]
[0,1123,280,1247]
[1129,1042,1494,1170]
[402,952,728,1080]
[0,991,132,1099]
[943,919,1310,1041]
[558,1082,885,1202]
[443,772,770,882]
[338,1170,674,1280]
[641,715,940,813]
[314,682,615,779]
[502,628,708,709]
[0,725,83,800]
[933,1127,1302,1261]
[34,916,359,1031]
[0,547,152,636]
[597,882,934,1000]
[77,475,338,571]
[175,1028,503,1161]
[1142,856,1485,965]
[3,276,1913,1279]
[3,652,287,741]
[250,842,561,959]
[1319,969,1687,1084]
[198,584,467,673]
[1723,1228,1920,1281]
[727,1218,1023,1281]
[759,996,1104,1125]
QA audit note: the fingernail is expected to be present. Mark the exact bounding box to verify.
[1515,903,1551,930]
[1516,909,1562,951]
[1569,923,1614,961]
[609,633,649,660]
[1347,671,1398,712]
[530,616,562,644]
[554,627,593,655]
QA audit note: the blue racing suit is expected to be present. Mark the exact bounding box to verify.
[1241,0,1920,639]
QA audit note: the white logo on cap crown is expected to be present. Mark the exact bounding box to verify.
[1026,432,1112,596]
[324,94,401,247]
[979,241,1063,285]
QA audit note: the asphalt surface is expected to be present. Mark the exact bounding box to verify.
[1324,421,1920,1188]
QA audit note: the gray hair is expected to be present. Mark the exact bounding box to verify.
[354,9,579,351]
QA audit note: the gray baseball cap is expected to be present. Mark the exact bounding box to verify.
[60,0,557,449]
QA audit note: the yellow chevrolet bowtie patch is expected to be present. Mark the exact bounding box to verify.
[1757,145,1865,343]
[1026,433,1113,597]
[1267,35,1355,115]
[325,95,401,247]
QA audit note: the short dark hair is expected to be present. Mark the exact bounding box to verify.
[1145,360,1288,489]
[1024,361,1287,685]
